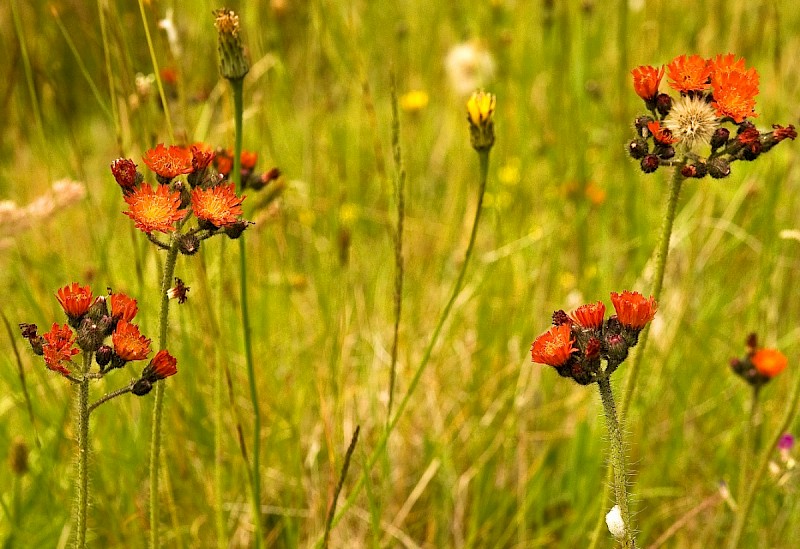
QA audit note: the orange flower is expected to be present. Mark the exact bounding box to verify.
[123,184,187,234]
[214,150,233,176]
[712,68,759,123]
[610,291,657,330]
[709,53,746,79]
[143,349,178,380]
[569,301,606,330]
[56,283,93,321]
[631,65,664,102]
[751,348,787,378]
[666,54,711,93]
[109,293,138,322]
[647,120,678,145]
[191,183,245,228]
[531,324,577,367]
[773,124,797,142]
[142,144,194,179]
[241,150,258,170]
[42,323,79,376]
[110,158,140,193]
[112,320,151,362]
[191,143,215,172]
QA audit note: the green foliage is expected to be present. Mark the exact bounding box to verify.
[1,0,800,547]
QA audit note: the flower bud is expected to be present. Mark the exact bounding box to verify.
[224,220,251,239]
[710,127,730,150]
[178,233,201,255]
[655,93,672,117]
[95,344,113,368]
[707,157,731,179]
[640,154,659,173]
[627,138,648,159]
[214,9,250,81]
[466,90,496,151]
[132,379,153,396]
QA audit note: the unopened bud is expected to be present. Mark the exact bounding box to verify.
[627,138,648,159]
[466,90,496,151]
[214,9,250,81]
[640,154,659,173]
[708,157,731,179]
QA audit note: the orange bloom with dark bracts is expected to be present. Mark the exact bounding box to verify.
[647,120,678,145]
[109,293,138,323]
[110,158,139,193]
[123,184,187,234]
[666,54,711,93]
[752,348,788,378]
[611,291,658,330]
[112,320,152,361]
[712,68,759,123]
[191,183,245,228]
[773,124,797,142]
[531,324,577,367]
[569,301,606,330]
[191,143,215,172]
[214,151,233,176]
[142,144,194,179]
[42,323,79,376]
[147,349,178,380]
[709,53,746,79]
[56,283,93,321]
[631,65,664,102]
[240,150,258,170]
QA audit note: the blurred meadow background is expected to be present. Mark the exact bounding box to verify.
[2,0,800,547]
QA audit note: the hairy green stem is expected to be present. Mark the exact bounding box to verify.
[88,383,133,414]
[321,149,491,539]
[589,166,685,549]
[149,241,180,549]
[736,386,760,503]
[229,76,264,547]
[727,365,800,548]
[598,376,636,549]
[75,353,92,549]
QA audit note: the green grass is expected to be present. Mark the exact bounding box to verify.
[2,0,800,547]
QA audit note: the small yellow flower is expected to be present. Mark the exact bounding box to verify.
[400,90,429,113]
[466,90,496,151]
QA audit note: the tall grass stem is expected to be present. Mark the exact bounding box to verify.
[138,0,174,141]
[736,386,760,503]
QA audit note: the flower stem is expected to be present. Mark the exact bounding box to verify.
[149,240,180,549]
[322,148,491,538]
[229,76,264,547]
[75,352,92,549]
[589,166,684,549]
[727,365,800,548]
[736,386,760,503]
[88,383,133,414]
[597,375,636,549]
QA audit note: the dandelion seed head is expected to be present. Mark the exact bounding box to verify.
[663,95,719,152]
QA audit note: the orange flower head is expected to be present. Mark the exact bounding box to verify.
[191,183,245,228]
[142,143,194,179]
[647,120,678,145]
[123,184,187,234]
[109,293,138,322]
[752,348,788,378]
[569,301,606,330]
[709,53,746,79]
[110,158,140,193]
[42,323,79,376]
[611,291,658,330]
[240,150,258,170]
[112,320,152,362]
[773,124,797,142]
[144,349,178,380]
[191,143,215,172]
[631,65,664,102]
[712,68,759,123]
[531,324,577,367]
[214,149,233,176]
[56,282,93,321]
[666,54,712,93]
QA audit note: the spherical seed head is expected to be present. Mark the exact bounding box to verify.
[466,90,496,151]
[214,9,250,80]
[663,95,719,152]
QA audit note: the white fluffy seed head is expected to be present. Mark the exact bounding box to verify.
[663,95,719,152]
[605,505,626,539]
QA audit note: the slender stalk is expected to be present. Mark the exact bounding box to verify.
[589,166,685,549]
[386,74,406,425]
[75,352,92,549]
[96,0,122,151]
[137,0,174,141]
[323,149,491,538]
[88,383,134,414]
[215,246,227,549]
[322,426,361,548]
[9,0,46,148]
[149,241,180,549]
[727,365,800,548]
[598,376,636,549]
[736,386,760,503]
[229,76,264,547]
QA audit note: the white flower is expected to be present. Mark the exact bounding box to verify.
[605,505,626,540]
[663,95,719,152]
[445,42,495,97]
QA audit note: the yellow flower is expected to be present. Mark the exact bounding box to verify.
[400,90,429,113]
[466,90,496,151]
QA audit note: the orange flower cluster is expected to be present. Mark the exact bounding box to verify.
[20,283,177,390]
[731,333,789,387]
[628,54,795,179]
[111,143,253,248]
[531,291,657,385]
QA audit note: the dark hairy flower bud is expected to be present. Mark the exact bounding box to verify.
[634,115,654,138]
[95,344,113,368]
[655,93,672,117]
[178,233,201,255]
[640,154,659,173]
[627,138,648,159]
[710,127,730,150]
[657,145,675,160]
[132,379,153,396]
[707,157,731,179]
[224,220,251,239]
